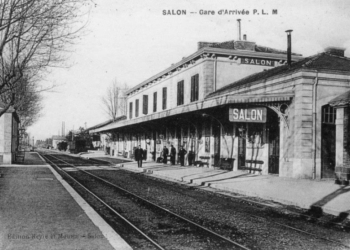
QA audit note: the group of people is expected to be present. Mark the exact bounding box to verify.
[136,144,188,168]
[160,145,187,166]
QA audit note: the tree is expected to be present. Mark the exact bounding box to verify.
[1,76,42,130]
[0,0,91,116]
[101,79,129,121]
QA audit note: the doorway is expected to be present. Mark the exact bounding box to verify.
[213,121,221,167]
[321,105,336,178]
[267,110,280,174]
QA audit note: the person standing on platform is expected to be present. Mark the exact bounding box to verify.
[135,145,144,168]
[162,146,169,164]
[170,145,176,165]
[178,146,187,167]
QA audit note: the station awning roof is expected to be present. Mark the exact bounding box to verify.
[329,90,350,107]
[90,92,294,133]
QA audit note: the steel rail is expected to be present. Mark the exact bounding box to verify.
[41,153,165,250]
[43,152,350,249]
[44,153,251,250]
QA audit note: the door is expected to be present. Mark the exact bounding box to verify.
[321,105,336,178]
[152,131,156,161]
[213,121,221,166]
[268,111,280,174]
[237,136,246,169]
[268,131,279,174]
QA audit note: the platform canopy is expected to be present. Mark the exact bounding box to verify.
[90,92,294,133]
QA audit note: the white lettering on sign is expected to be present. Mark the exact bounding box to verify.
[229,108,266,123]
[241,57,274,67]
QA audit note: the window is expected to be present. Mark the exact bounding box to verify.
[153,92,157,112]
[190,74,199,102]
[177,80,184,106]
[162,87,167,110]
[322,105,336,124]
[135,99,139,117]
[143,95,148,115]
[129,102,133,119]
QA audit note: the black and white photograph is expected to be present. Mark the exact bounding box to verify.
[0,0,349,249]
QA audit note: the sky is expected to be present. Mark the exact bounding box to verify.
[27,0,350,141]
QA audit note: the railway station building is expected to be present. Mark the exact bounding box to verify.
[90,34,350,180]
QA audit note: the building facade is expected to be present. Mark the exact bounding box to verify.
[90,35,350,180]
[52,136,67,150]
[0,105,19,164]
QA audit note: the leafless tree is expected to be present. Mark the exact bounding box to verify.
[0,0,92,116]
[14,79,42,129]
[101,79,129,121]
[1,76,41,134]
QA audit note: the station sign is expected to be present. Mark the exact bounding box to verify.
[229,107,267,123]
[241,57,275,67]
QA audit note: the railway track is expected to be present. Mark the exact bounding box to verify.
[40,151,350,249]
[41,152,250,250]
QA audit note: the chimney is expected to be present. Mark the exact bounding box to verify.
[237,19,241,40]
[325,46,345,57]
[285,30,293,66]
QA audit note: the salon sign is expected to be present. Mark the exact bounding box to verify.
[229,107,267,123]
[241,57,275,67]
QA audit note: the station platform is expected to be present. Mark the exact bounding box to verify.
[82,152,350,220]
[0,152,131,250]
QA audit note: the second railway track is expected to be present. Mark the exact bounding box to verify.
[40,151,350,250]
[41,152,250,250]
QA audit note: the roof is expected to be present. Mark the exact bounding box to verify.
[87,116,127,133]
[207,52,350,98]
[91,92,293,133]
[329,90,350,107]
[205,39,301,55]
[126,40,304,95]
[85,119,114,131]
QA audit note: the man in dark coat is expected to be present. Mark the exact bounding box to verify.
[170,145,176,165]
[135,145,144,168]
[162,146,169,164]
[178,146,187,166]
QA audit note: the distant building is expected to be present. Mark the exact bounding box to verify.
[52,135,67,149]
[87,117,126,153]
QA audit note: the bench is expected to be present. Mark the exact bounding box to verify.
[196,156,210,167]
[15,151,25,162]
[242,159,264,174]
[245,160,264,165]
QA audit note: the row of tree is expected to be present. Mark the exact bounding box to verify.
[0,0,92,131]
[0,1,130,134]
